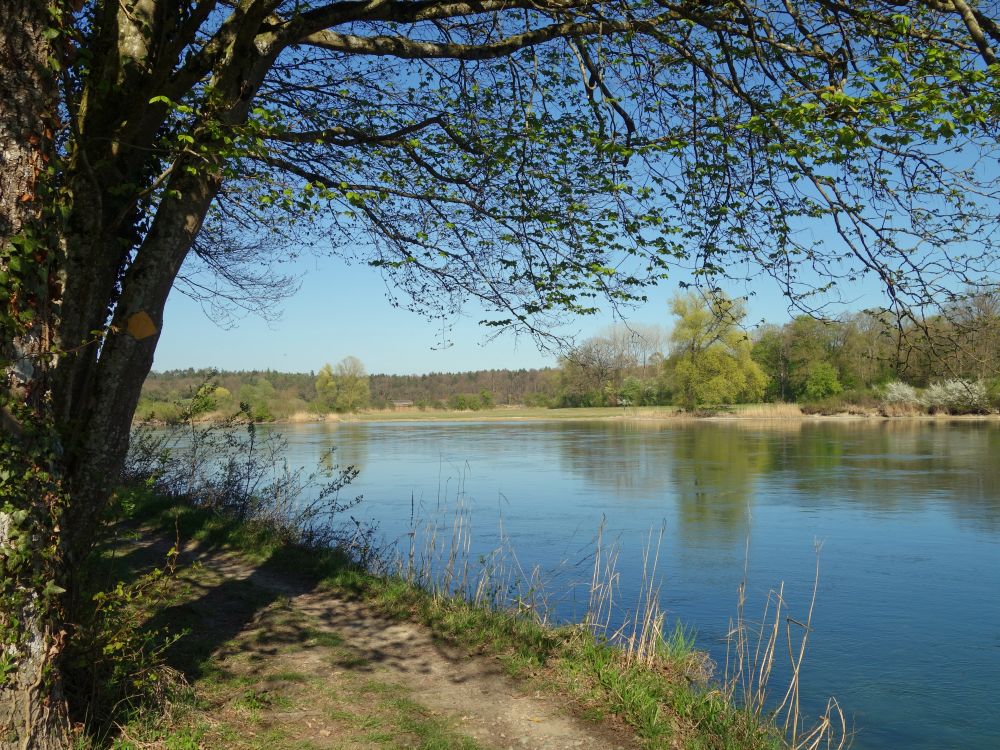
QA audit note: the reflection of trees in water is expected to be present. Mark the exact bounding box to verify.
[549,421,771,543]
[550,419,1000,536]
[298,423,371,477]
[772,421,1000,532]
[549,421,679,496]
[671,425,772,543]
[287,419,1000,535]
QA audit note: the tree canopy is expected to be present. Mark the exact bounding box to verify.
[25,0,1000,351]
[666,291,767,407]
[316,356,371,411]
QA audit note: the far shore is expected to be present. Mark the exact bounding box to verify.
[135,404,1000,425]
[185,404,1000,426]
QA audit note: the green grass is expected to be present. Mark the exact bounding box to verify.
[267,670,309,683]
[318,679,486,749]
[383,695,483,750]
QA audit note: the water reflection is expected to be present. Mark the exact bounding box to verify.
[530,419,1000,532]
[668,425,770,544]
[263,422,370,478]
[773,421,1000,531]
[547,421,678,496]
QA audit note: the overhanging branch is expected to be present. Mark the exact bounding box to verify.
[282,0,600,37]
[299,15,673,59]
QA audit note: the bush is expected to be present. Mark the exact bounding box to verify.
[920,379,990,414]
[880,381,918,404]
[66,528,186,739]
[799,388,879,415]
[134,399,184,424]
[988,377,1000,409]
[125,403,377,559]
[879,381,922,415]
[523,392,554,408]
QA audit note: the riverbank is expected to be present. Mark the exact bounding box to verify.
[269,403,1000,425]
[103,491,802,750]
[134,399,1000,426]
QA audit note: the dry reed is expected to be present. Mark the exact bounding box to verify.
[731,403,805,418]
[725,540,849,750]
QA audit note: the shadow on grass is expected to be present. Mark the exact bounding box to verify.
[95,502,354,681]
[145,552,322,679]
[97,499,505,693]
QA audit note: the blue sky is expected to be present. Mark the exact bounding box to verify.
[151,246,881,375]
[154,253,566,374]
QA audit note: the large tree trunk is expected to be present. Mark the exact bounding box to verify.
[47,21,277,567]
[1,1,73,746]
[2,1,276,739]
[57,162,225,564]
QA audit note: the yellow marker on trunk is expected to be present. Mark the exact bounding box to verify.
[126,311,158,340]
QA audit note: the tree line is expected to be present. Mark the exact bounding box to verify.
[139,288,1000,421]
[556,290,1000,411]
[138,360,560,420]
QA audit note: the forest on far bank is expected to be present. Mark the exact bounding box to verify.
[140,291,1000,422]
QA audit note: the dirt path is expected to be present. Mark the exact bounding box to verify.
[141,540,641,750]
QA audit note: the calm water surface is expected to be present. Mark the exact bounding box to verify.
[270,419,999,749]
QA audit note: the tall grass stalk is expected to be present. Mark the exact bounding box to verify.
[618,524,668,669]
[585,518,621,638]
[396,493,539,618]
[725,541,848,750]
[580,519,847,748]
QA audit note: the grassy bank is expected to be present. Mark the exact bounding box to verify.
[100,489,811,750]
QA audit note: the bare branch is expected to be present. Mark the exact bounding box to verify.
[266,116,446,146]
[300,16,674,59]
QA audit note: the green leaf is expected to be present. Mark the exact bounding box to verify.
[43,581,66,597]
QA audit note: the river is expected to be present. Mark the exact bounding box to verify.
[262,418,999,749]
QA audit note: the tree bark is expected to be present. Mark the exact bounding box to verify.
[1,0,73,746]
[49,25,278,565]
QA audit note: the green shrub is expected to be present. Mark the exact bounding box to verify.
[989,377,1000,409]
[65,508,186,741]
[801,362,843,401]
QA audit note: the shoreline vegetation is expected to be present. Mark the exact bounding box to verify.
[280,403,1000,423]
[98,419,848,749]
[136,402,1000,426]
[139,323,1000,423]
